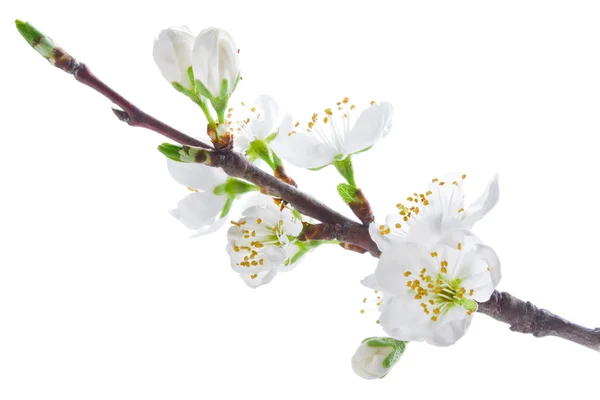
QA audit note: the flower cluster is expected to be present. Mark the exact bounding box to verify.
[153,24,501,380]
[364,174,501,347]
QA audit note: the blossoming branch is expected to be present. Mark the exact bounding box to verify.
[15,20,600,381]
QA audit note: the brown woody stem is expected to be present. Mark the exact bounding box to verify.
[53,57,600,353]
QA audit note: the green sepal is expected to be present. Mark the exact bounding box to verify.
[214,178,259,196]
[361,337,407,370]
[337,183,358,204]
[219,196,235,218]
[15,20,43,47]
[285,239,336,266]
[246,139,276,170]
[333,155,356,187]
[459,298,478,313]
[264,131,278,144]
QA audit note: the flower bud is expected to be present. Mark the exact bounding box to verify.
[351,337,406,380]
[192,27,240,101]
[15,20,76,72]
[153,26,196,90]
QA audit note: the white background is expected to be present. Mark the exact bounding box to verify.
[1,1,599,399]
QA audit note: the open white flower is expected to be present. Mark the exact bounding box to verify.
[271,98,393,169]
[370,173,499,251]
[226,95,280,152]
[192,27,240,100]
[362,231,501,346]
[351,337,406,380]
[226,202,303,288]
[153,26,196,90]
[167,159,229,236]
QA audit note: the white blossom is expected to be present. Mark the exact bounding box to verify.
[226,95,280,152]
[192,27,240,99]
[153,26,196,90]
[166,159,229,237]
[362,231,500,346]
[226,203,303,288]
[369,173,499,251]
[271,98,393,169]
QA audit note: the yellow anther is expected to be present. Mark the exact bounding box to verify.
[469,289,474,296]
[325,108,333,116]
[462,174,467,179]
[431,252,438,257]
[458,208,465,213]
[404,271,412,277]
[431,316,438,322]
[458,242,462,250]
[256,218,262,224]
[323,117,328,124]
[432,178,439,183]
[439,181,445,186]
[395,223,402,228]
[360,310,365,314]
[370,100,376,105]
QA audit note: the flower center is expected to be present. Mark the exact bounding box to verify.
[377,174,468,238]
[290,97,372,153]
[404,250,476,321]
[230,217,289,275]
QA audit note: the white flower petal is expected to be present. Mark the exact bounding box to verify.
[375,242,433,295]
[271,129,339,169]
[380,297,430,342]
[166,159,227,191]
[360,273,380,291]
[239,269,278,288]
[189,217,227,238]
[425,312,473,346]
[461,173,500,229]
[192,27,240,98]
[153,26,195,89]
[351,342,394,380]
[248,95,279,139]
[343,102,393,155]
[170,191,227,230]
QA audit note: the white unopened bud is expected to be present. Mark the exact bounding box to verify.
[351,337,406,380]
[153,26,195,90]
[192,27,240,100]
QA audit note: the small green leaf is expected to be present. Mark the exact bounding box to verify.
[15,20,43,47]
[158,143,184,162]
[337,183,358,204]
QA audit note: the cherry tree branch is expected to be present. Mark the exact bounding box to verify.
[478,291,600,352]
[50,58,600,353]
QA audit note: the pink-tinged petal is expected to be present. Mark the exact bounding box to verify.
[343,102,393,155]
[271,129,338,169]
[248,95,279,139]
[375,242,433,295]
[461,173,500,229]
[170,191,227,230]
[166,158,227,191]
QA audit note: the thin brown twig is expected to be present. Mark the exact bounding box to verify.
[52,58,600,353]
